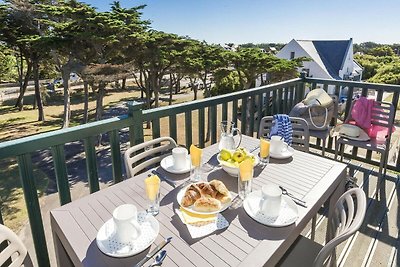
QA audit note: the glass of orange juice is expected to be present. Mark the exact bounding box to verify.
[144,175,161,215]
[238,158,253,200]
[260,137,270,165]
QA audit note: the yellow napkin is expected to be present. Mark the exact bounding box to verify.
[239,158,253,181]
[144,175,160,201]
[260,138,270,158]
[190,145,202,167]
[179,208,216,224]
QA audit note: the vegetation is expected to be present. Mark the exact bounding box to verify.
[0,0,301,131]
[354,42,400,85]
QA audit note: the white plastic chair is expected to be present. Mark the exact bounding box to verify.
[124,137,177,178]
[278,188,367,267]
[0,224,33,267]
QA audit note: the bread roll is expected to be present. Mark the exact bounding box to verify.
[197,182,217,198]
[210,180,229,196]
[193,196,222,212]
[215,192,232,204]
[181,184,202,207]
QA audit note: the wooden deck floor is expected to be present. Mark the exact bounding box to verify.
[301,152,400,267]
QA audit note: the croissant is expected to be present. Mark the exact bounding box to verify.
[193,196,222,212]
[215,192,231,204]
[181,185,202,207]
[197,182,217,198]
[210,180,229,196]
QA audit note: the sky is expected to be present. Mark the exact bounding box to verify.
[83,0,400,45]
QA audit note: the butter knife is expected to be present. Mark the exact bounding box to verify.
[151,170,177,188]
[135,237,172,267]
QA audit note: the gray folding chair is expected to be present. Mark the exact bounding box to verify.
[258,116,310,152]
[309,95,339,156]
[0,224,33,267]
[124,137,177,178]
[278,188,367,267]
[334,101,395,197]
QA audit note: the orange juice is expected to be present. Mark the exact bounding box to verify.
[260,138,270,158]
[190,144,202,167]
[239,158,253,181]
[144,175,160,201]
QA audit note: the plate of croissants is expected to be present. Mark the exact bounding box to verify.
[177,180,233,215]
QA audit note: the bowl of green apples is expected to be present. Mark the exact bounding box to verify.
[217,147,259,177]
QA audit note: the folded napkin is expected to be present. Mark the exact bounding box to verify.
[269,114,293,145]
[190,145,203,167]
[176,209,229,239]
[239,158,253,181]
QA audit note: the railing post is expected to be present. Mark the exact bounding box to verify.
[51,145,72,205]
[84,136,100,193]
[17,153,50,267]
[127,101,144,146]
[109,130,123,183]
[298,72,307,101]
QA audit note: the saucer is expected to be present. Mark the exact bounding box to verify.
[243,191,298,227]
[160,155,193,174]
[270,144,294,159]
[96,211,159,257]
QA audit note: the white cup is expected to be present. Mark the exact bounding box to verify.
[259,184,282,217]
[270,135,288,155]
[172,147,188,170]
[113,204,141,243]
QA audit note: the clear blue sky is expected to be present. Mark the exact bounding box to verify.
[83,0,399,45]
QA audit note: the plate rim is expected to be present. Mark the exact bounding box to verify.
[96,211,159,258]
[176,182,232,215]
[160,154,193,174]
[269,145,295,159]
[243,191,298,227]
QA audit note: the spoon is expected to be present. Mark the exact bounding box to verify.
[149,250,167,267]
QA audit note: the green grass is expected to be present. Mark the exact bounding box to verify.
[384,93,400,110]
[0,157,48,232]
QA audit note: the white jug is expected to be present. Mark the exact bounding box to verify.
[218,121,242,151]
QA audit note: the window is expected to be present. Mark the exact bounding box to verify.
[290,51,295,59]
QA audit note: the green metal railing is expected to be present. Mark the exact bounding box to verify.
[0,75,399,266]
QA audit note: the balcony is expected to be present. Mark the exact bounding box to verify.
[0,76,399,266]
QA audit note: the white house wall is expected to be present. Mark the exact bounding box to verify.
[339,41,355,78]
[276,40,332,80]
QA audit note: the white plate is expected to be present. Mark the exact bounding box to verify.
[160,155,193,174]
[270,144,294,159]
[177,183,232,215]
[243,191,298,227]
[96,211,159,258]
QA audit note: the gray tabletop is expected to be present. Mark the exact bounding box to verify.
[50,135,347,267]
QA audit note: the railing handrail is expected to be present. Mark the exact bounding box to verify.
[143,78,301,120]
[0,77,302,159]
[0,114,131,159]
[304,77,400,92]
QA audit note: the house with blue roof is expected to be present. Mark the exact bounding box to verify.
[276,38,363,82]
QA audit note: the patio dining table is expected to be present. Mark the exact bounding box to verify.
[50,135,347,267]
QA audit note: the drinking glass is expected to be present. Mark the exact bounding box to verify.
[144,175,161,216]
[259,138,270,165]
[190,145,203,182]
[238,160,253,200]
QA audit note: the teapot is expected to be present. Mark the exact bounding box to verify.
[218,121,242,151]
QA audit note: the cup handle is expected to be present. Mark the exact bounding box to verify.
[129,219,142,238]
[282,143,289,152]
[234,128,242,149]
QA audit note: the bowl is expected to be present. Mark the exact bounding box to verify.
[217,152,259,177]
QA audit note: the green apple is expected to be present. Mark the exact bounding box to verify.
[220,149,232,161]
[232,150,246,163]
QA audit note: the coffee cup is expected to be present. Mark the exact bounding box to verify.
[172,147,188,170]
[113,204,141,243]
[259,184,282,217]
[270,135,288,155]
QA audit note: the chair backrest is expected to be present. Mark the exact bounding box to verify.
[0,224,33,267]
[313,188,367,267]
[258,116,310,152]
[124,137,177,178]
[345,100,395,133]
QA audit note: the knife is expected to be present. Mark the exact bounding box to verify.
[151,170,177,188]
[135,237,172,267]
